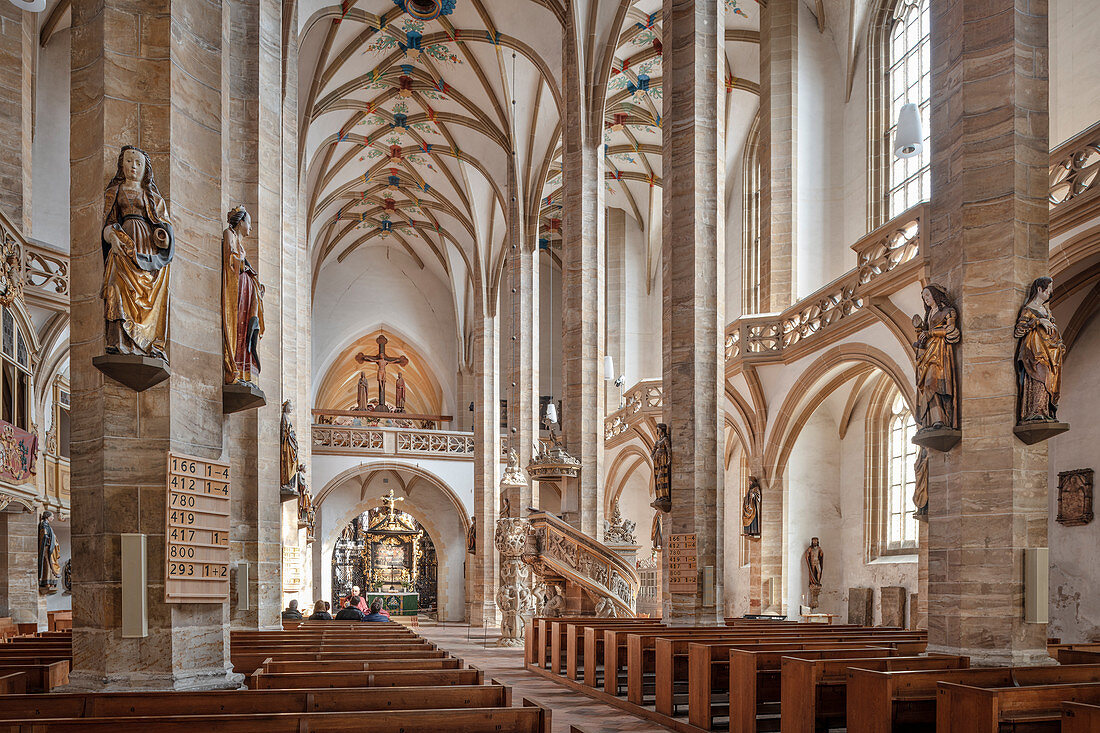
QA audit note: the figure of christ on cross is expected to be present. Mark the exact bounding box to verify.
[355,334,409,411]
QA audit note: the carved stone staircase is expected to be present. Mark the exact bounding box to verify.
[525,511,639,617]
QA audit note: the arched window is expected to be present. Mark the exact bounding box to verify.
[866,381,919,558]
[0,305,33,432]
[869,0,931,227]
[741,114,762,314]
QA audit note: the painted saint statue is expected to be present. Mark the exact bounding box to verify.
[650,423,671,513]
[38,510,60,594]
[1015,277,1066,424]
[395,373,407,411]
[912,284,960,431]
[101,145,174,361]
[280,399,298,490]
[742,477,762,538]
[805,537,824,609]
[356,371,371,411]
[222,206,265,386]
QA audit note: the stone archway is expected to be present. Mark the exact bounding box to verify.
[312,463,469,621]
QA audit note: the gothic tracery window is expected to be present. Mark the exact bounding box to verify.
[866,381,919,559]
[870,0,931,226]
[741,115,762,315]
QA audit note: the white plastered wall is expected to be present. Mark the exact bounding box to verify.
[1050,0,1100,146]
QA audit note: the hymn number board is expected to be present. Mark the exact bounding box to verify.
[165,451,231,603]
[667,533,698,593]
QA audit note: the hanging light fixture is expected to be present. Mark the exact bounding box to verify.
[894,103,923,159]
[603,355,614,382]
[7,0,45,10]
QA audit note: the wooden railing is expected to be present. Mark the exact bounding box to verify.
[725,203,925,366]
[1050,120,1100,236]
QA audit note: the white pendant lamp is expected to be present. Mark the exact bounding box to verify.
[8,0,46,11]
[894,103,923,159]
[544,401,558,424]
[603,355,614,382]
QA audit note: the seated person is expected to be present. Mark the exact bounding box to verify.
[308,599,332,620]
[334,596,367,621]
[281,599,303,620]
[363,597,391,622]
[349,586,369,613]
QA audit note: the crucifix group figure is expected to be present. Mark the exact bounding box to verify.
[355,334,409,412]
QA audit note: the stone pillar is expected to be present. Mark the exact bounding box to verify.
[468,302,499,626]
[759,0,797,310]
[494,517,532,646]
[0,506,44,626]
[69,0,238,689]
[560,15,605,537]
[505,169,538,512]
[224,0,284,630]
[926,0,1049,664]
[0,3,33,230]
[605,209,627,414]
[661,0,725,624]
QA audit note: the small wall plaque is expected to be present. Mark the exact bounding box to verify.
[1056,468,1094,527]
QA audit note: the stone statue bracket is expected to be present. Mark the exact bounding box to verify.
[1013,421,1070,445]
[223,381,266,414]
[911,426,961,453]
[93,354,171,392]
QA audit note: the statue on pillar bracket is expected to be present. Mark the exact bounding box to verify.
[93,145,174,392]
[1013,276,1069,444]
[911,284,962,452]
[221,204,267,413]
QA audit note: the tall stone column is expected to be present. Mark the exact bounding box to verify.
[661,0,725,624]
[926,0,1049,664]
[0,506,44,626]
[759,0,797,310]
[69,0,238,689]
[606,209,627,413]
[0,2,32,230]
[560,13,606,537]
[505,169,538,512]
[468,301,499,626]
[224,0,284,630]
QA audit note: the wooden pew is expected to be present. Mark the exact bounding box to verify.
[231,648,448,672]
[0,684,513,719]
[717,646,897,732]
[937,680,1100,733]
[0,703,551,733]
[559,619,665,679]
[846,663,1100,733]
[1062,701,1100,733]
[779,654,969,733]
[0,659,69,692]
[601,625,731,695]
[530,616,637,668]
[0,671,26,694]
[260,657,463,673]
[249,666,484,690]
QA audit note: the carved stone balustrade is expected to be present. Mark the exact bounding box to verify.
[1050,120,1100,236]
[603,379,663,447]
[312,424,475,459]
[0,208,70,312]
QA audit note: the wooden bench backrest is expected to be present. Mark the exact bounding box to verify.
[937,681,1100,733]
[1062,701,1100,733]
[249,667,482,690]
[262,658,461,673]
[0,684,511,720]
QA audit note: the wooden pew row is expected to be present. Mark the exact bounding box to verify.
[560,619,666,679]
[693,645,895,731]
[640,631,927,709]
[1062,701,1100,733]
[599,625,733,694]
[0,660,68,693]
[616,627,928,704]
[779,653,970,733]
[0,683,513,719]
[230,648,448,672]
[0,703,551,733]
[249,666,485,690]
[937,680,1100,733]
[260,657,463,673]
[0,671,26,694]
[530,617,657,668]
[846,664,1100,733]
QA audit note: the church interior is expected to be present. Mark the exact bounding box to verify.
[0,0,1099,730]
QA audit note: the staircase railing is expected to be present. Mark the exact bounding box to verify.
[525,510,639,617]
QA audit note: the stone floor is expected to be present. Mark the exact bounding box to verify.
[417,622,671,733]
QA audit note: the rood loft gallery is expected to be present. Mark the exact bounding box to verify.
[0,0,1099,729]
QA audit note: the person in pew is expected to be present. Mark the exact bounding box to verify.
[363,597,391,622]
[281,599,303,620]
[335,596,367,621]
[308,600,332,620]
[350,586,369,613]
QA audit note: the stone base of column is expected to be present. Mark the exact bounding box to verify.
[467,600,499,628]
[65,667,244,692]
[925,644,1053,668]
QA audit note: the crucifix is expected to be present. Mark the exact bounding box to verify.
[355,334,409,410]
[380,488,404,521]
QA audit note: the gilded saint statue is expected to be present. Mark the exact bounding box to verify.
[101,145,174,361]
[650,423,671,513]
[38,510,60,594]
[742,477,762,538]
[280,399,299,490]
[912,285,960,431]
[1015,277,1066,424]
[222,206,265,387]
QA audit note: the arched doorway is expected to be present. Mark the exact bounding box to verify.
[331,503,439,615]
